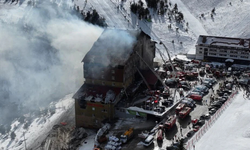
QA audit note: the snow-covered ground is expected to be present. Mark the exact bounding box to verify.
[195,90,250,150]
[0,94,74,150]
[181,0,250,37]
[1,0,250,149]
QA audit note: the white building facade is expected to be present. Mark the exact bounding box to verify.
[195,35,250,64]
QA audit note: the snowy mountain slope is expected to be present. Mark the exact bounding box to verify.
[0,94,74,150]
[0,0,250,149]
[181,0,250,37]
[76,0,207,59]
[0,0,102,149]
[196,91,250,150]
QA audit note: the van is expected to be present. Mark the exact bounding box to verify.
[142,135,154,147]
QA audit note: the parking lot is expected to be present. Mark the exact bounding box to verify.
[102,59,249,150]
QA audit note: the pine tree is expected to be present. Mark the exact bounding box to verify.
[10,131,16,140]
[212,7,215,13]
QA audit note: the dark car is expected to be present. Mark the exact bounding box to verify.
[194,85,209,94]
[178,81,191,90]
[192,119,205,127]
[209,108,217,115]
[165,78,178,87]
[162,99,174,107]
[180,136,188,143]
[208,106,219,111]
[200,114,210,120]
[166,145,179,150]
[217,91,224,96]
[211,101,223,108]
[196,120,205,126]
[202,81,213,88]
[186,130,195,138]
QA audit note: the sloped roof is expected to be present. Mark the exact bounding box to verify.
[82,29,140,67]
[197,35,250,49]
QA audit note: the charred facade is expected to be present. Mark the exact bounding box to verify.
[73,29,156,128]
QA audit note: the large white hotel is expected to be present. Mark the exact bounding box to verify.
[195,35,250,64]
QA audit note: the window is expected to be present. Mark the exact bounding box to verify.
[230,55,237,58]
[112,76,115,80]
[241,52,249,55]
[199,48,203,50]
[204,48,208,51]
[102,109,107,113]
[199,51,202,54]
[241,56,248,59]
[210,49,217,52]
[92,107,95,111]
[230,51,238,54]
[209,53,216,56]
[219,54,227,56]
[220,50,227,53]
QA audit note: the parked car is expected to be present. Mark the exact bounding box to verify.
[202,80,213,88]
[166,145,179,150]
[178,81,191,90]
[200,114,210,120]
[193,126,200,132]
[194,85,209,94]
[238,78,249,85]
[181,98,196,108]
[211,101,223,108]
[186,130,195,138]
[192,119,205,127]
[189,90,204,97]
[209,108,217,115]
[165,78,178,87]
[162,99,173,107]
[187,93,202,101]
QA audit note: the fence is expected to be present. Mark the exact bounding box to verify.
[185,90,239,150]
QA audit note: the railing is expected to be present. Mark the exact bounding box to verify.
[185,90,239,150]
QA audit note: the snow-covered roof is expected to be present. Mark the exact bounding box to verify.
[197,35,250,49]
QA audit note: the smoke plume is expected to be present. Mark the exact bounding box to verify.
[0,0,103,126]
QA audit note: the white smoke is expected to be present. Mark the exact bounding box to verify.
[0,0,103,126]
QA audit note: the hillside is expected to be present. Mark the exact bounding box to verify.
[0,0,250,149]
[182,0,250,37]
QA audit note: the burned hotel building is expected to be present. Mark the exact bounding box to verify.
[73,29,156,128]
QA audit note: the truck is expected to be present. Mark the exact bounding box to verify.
[156,128,164,141]
[120,128,134,144]
[179,107,191,119]
[175,103,185,114]
[164,115,177,130]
